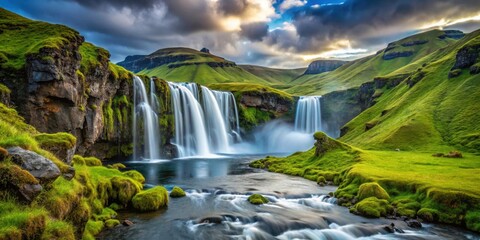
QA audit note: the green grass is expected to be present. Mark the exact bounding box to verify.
[34,132,77,149]
[251,132,480,231]
[0,200,47,239]
[286,29,459,96]
[239,65,305,84]
[208,82,293,101]
[340,30,480,153]
[0,8,80,70]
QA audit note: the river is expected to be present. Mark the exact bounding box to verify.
[101,155,479,240]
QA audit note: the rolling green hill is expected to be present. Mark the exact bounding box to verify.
[287,29,464,95]
[340,29,480,153]
[118,48,273,85]
[239,64,305,84]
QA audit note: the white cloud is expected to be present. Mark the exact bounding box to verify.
[279,0,307,12]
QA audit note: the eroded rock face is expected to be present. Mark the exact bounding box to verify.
[304,60,347,75]
[7,147,61,184]
[240,93,291,114]
[451,45,480,70]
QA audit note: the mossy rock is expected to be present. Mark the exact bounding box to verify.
[248,194,269,205]
[34,132,76,149]
[170,186,186,198]
[104,219,120,229]
[123,170,145,184]
[72,155,86,166]
[417,208,439,222]
[110,163,126,170]
[466,210,480,232]
[351,197,393,218]
[83,220,104,239]
[110,176,142,205]
[316,176,326,184]
[108,203,122,211]
[132,186,169,211]
[357,182,390,201]
[41,220,75,240]
[84,157,102,166]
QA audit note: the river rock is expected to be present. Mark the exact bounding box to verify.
[122,219,134,226]
[405,219,422,228]
[7,147,61,184]
[199,216,223,224]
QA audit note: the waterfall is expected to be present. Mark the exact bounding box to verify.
[294,96,322,133]
[168,82,241,157]
[133,76,161,160]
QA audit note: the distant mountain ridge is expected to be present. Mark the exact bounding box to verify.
[304,60,347,75]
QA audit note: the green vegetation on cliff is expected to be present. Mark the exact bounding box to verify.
[239,65,305,84]
[0,8,80,70]
[286,30,461,95]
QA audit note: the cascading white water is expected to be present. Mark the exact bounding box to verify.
[168,82,241,157]
[294,96,322,133]
[133,76,161,160]
[200,86,229,152]
[211,90,242,143]
[169,83,210,157]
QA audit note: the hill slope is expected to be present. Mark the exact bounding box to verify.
[339,29,480,152]
[239,65,305,84]
[118,48,272,85]
[287,30,464,95]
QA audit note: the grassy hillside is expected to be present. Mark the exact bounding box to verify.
[250,30,480,232]
[0,8,80,70]
[120,47,273,85]
[287,30,461,95]
[340,30,480,153]
[139,63,271,85]
[239,65,305,84]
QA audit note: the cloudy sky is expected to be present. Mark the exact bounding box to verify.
[2,0,480,68]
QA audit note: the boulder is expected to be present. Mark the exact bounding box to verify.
[122,219,134,226]
[7,147,61,184]
[0,164,43,202]
[405,219,422,228]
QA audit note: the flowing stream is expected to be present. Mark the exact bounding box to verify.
[101,155,479,240]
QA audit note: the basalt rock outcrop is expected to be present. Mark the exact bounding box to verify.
[240,92,291,114]
[304,60,347,75]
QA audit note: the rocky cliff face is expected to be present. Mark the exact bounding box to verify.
[0,34,138,159]
[304,60,347,75]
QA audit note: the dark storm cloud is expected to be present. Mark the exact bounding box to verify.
[218,0,248,16]
[275,0,480,53]
[240,22,269,41]
[67,0,158,11]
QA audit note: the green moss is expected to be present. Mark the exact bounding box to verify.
[316,176,326,184]
[82,220,104,240]
[41,220,75,240]
[417,208,439,222]
[170,186,186,198]
[239,105,273,130]
[132,186,169,211]
[466,211,480,232]
[109,163,126,170]
[111,176,142,205]
[357,182,390,201]
[351,197,393,218]
[104,219,120,229]
[0,83,11,95]
[93,207,116,221]
[247,194,269,205]
[123,170,145,184]
[0,162,39,187]
[34,132,77,149]
[0,206,47,240]
[108,203,122,211]
[72,155,86,166]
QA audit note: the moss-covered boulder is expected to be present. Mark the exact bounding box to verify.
[357,182,390,201]
[248,194,269,205]
[313,132,343,156]
[123,170,145,184]
[132,186,169,211]
[110,176,142,206]
[105,219,120,229]
[41,220,75,240]
[417,208,439,222]
[7,147,61,184]
[0,163,43,202]
[34,132,77,164]
[350,197,393,218]
[170,186,186,198]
